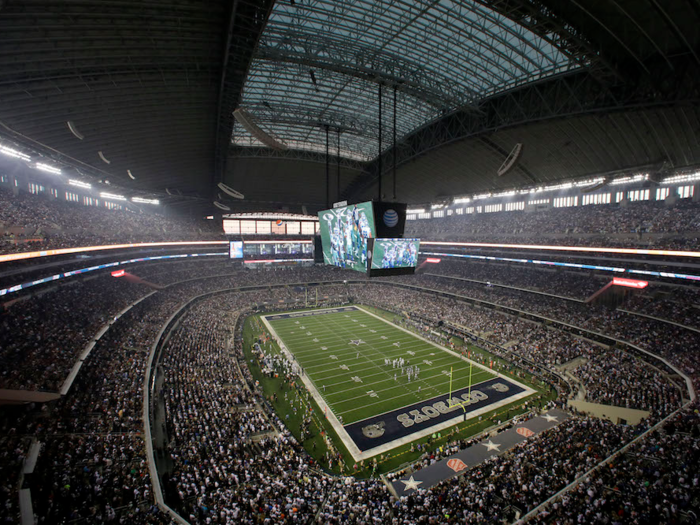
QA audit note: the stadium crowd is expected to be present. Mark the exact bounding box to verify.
[0,259,697,524]
[0,186,223,254]
[0,275,150,391]
[530,404,700,524]
[405,198,700,249]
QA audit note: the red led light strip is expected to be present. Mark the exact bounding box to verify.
[612,277,649,288]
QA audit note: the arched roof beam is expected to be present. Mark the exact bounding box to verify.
[567,0,650,74]
[607,0,674,71]
[647,0,700,67]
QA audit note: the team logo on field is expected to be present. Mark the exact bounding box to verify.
[516,427,535,438]
[362,421,386,438]
[447,459,467,473]
[491,383,510,393]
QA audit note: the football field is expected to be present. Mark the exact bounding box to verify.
[265,306,494,424]
[261,306,536,460]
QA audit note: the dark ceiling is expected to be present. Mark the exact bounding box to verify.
[0,0,698,213]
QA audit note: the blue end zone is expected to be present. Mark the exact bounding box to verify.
[344,377,526,452]
[264,306,359,321]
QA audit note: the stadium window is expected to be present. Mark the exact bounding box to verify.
[65,191,79,202]
[656,187,670,200]
[447,209,453,216]
[627,189,649,202]
[301,222,315,235]
[465,207,474,214]
[223,219,240,235]
[505,201,524,211]
[554,196,578,208]
[432,210,444,218]
[582,193,611,206]
[286,221,301,235]
[484,203,502,213]
[615,191,624,202]
[240,220,256,235]
[677,185,695,198]
[50,188,58,198]
[455,208,463,215]
[528,198,549,206]
[418,212,431,219]
[406,214,416,221]
[256,220,271,235]
[0,175,5,183]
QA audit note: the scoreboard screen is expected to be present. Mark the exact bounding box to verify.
[317,201,376,273]
[370,238,420,269]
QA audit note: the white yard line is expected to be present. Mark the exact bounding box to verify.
[261,306,537,462]
[356,305,535,390]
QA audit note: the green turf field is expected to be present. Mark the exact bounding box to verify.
[264,306,497,425]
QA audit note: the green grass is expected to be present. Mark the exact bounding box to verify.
[264,306,497,425]
[244,306,555,477]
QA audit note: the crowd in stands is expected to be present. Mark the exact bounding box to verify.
[624,288,700,329]
[0,275,150,391]
[0,258,697,524]
[0,186,223,254]
[425,261,604,300]
[1,184,700,257]
[152,283,652,524]
[570,348,681,413]
[388,416,639,524]
[350,284,682,417]
[9,291,185,524]
[160,297,332,523]
[531,405,700,524]
[0,434,29,524]
[405,199,700,249]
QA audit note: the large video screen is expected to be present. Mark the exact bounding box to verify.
[229,241,244,259]
[370,238,420,269]
[317,201,376,272]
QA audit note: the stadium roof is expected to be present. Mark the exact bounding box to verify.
[0,1,699,211]
[233,0,582,160]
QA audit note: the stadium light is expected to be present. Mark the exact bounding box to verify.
[0,145,30,161]
[68,179,91,189]
[111,269,126,277]
[132,197,159,205]
[35,162,62,175]
[662,172,700,185]
[610,174,648,185]
[406,208,425,214]
[100,192,126,201]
